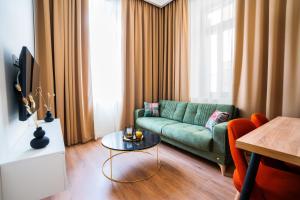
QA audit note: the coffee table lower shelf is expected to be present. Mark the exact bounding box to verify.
[102,145,161,183]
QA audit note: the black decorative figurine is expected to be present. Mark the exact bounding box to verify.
[44,110,54,122]
[30,126,50,149]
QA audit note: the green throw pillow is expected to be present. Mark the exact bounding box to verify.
[144,102,159,117]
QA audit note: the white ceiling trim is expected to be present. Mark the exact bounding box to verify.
[143,0,174,8]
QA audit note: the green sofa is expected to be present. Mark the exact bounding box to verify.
[135,100,239,175]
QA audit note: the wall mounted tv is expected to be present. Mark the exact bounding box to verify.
[16,46,40,121]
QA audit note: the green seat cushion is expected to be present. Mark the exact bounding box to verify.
[162,123,212,152]
[136,117,179,134]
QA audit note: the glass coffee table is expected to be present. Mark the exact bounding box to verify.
[101,130,161,183]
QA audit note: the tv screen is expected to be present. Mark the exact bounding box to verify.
[18,46,40,121]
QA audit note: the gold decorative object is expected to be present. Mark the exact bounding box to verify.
[15,83,37,116]
[35,87,55,112]
[15,83,22,92]
[28,94,36,110]
[35,87,55,122]
[22,97,29,105]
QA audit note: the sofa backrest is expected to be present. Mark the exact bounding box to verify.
[159,100,188,122]
[159,100,239,126]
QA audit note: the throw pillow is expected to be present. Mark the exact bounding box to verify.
[144,102,159,117]
[205,110,230,131]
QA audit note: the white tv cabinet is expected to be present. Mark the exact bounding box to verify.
[0,119,67,200]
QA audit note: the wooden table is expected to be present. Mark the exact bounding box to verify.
[236,116,300,200]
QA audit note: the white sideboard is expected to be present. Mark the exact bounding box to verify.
[0,119,67,200]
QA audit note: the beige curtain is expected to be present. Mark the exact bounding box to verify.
[121,0,189,126]
[161,0,189,101]
[233,0,300,118]
[34,0,94,145]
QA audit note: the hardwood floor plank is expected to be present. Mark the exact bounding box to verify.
[44,140,236,200]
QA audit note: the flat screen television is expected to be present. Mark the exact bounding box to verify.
[17,46,40,121]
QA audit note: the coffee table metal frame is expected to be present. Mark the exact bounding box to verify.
[101,141,161,183]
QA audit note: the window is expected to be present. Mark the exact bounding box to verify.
[189,0,235,103]
[89,0,123,138]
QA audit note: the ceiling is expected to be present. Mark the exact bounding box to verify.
[144,0,174,8]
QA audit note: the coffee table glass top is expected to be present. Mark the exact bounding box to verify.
[101,130,161,151]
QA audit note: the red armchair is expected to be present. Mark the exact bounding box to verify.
[228,118,300,200]
[250,113,269,127]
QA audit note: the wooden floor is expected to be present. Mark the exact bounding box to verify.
[45,140,236,200]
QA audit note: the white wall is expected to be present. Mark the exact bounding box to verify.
[0,0,34,164]
[0,1,34,197]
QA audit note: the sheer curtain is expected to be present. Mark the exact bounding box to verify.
[189,0,235,104]
[89,0,122,138]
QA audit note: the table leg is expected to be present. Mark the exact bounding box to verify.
[110,149,112,180]
[156,145,159,168]
[240,153,261,200]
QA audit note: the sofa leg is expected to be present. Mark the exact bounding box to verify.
[218,164,226,176]
[234,191,240,200]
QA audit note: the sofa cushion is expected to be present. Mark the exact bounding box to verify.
[172,102,188,122]
[205,110,230,131]
[193,104,236,126]
[160,100,177,119]
[216,104,235,119]
[136,117,179,134]
[194,104,217,126]
[162,123,212,152]
[160,100,188,122]
[182,103,199,124]
[144,102,159,117]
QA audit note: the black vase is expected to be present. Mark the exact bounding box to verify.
[44,110,54,122]
[34,127,45,138]
[30,127,50,149]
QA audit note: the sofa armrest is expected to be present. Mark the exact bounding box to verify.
[134,109,145,127]
[212,122,229,155]
[232,107,240,119]
[135,108,145,118]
